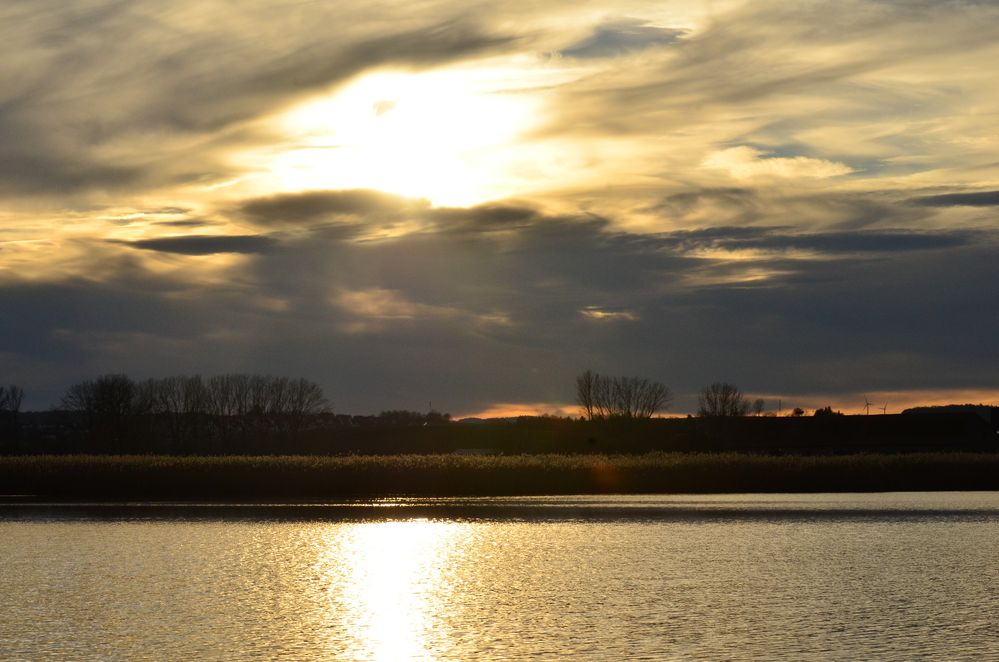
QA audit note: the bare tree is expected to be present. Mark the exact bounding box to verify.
[285,378,329,432]
[60,374,137,418]
[59,374,142,447]
[752,398,765,416]
[593,374,614,419]
[0,385,25,442]
[201,374,329,436]
[576,370,597,420]
[697,382,750,417]
[577,370,673,420]
[141,375,209,448]
[0,385,24,413]
[56,373,329,450]
[205,374,238,438]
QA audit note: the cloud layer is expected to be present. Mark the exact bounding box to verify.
[4,191,996,414]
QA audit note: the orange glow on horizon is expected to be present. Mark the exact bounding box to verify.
[456,402,691,420]
[457,402,580,420]
[748,388,999,416]
[460,389,999,420]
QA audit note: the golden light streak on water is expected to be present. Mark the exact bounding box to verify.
[315,520,472,660]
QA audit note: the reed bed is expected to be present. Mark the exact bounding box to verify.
[1,452,997,500]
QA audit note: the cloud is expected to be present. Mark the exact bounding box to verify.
[111,235,278,255]
[580,307,639,322]
[538,0,999,201]
[0,3,518,197]
[10,188,998,413]
[912,190,999,207]
[656,226,975,255]
[703,147,853,180]
[560,19,686,59]
[153,219,216,228]
[239,189,427,226]
[426,204,540,231]
[647,187,928,231]
[236,189,553,238]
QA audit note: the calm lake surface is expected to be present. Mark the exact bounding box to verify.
[2,492,997,661]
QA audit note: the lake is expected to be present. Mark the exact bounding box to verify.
[2,493,997,660]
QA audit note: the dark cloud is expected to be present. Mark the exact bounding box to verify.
[741,230,974,253]
[4,201,997,412]
[647,187,935,232]
[912,190,999,207]
[0,148,144,195]
[238,190,551,234]
[0,268,276,407]
[111,235,277,255]
[657,226,975,254]
[239,190,426,226]
[425,204,541,232]
[561,19,686,59]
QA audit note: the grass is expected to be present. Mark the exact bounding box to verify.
[1,452,998,501]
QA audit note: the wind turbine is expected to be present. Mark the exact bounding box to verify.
[880,402,888,415]
[863,396,871,416]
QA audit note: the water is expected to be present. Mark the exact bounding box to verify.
[2,493,997,660]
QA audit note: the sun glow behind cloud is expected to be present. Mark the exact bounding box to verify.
[259,66,549,206]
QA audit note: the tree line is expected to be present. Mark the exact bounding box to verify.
[2,374,467,453]
[2,370,833,438]
[575,371,824,420]
[0,372,988,456]
[0,369,858,452]
[58,373,329,452]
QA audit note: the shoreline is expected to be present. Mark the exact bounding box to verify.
[2,452,999,501]
[3,491,998,523]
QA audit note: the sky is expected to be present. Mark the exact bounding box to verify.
[1,0,997,416]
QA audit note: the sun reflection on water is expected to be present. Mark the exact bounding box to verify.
[315,520,471,660]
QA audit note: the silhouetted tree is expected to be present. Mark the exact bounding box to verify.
[576,370,597,421]
[791,407,805,417]
[142,375,209,449]
[752,398,765,416]
[813,406,844,417]
[697,382,750,417]
[0,384,25,446]
[285,377,330,432]
[576,370,672,420]
[202,374,329,436]
[0,385,24,414]
[58,373,329,450]
[425,410,451,425]
[60,374,145,449]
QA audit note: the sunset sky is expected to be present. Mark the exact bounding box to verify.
[2,0,997,415]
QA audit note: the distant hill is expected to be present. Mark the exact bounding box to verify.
[903,405,998,430]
